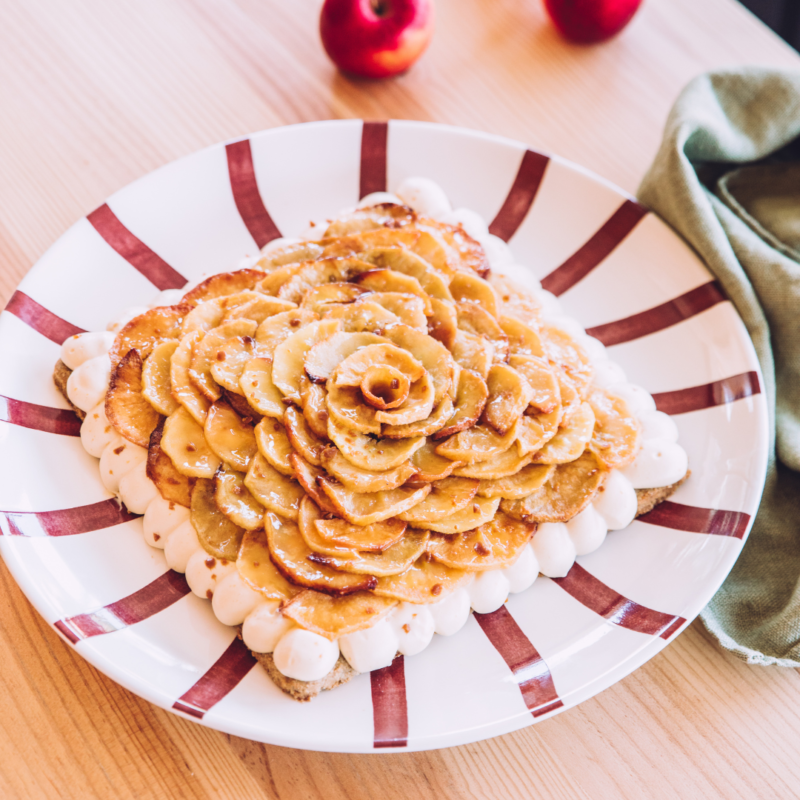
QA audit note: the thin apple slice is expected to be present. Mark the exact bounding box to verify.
[214,465,264,531]
[266,512,377,595]
[427,513,536,571]
[181,298,226,337]
[244,453,305,520]
[105,349,161,448]
[277,258,374,304]
[541,324,593,396]
[354,269,432,314]
[359,246,453,300]
[450,330,492,379]
[359,292,427,330]
[434,420,519,465]
[381,395,454,439]
[427,297,458,349]
[502,450,606,523]
[204,400,258,471]
[477,464,554,499]
[327,416,425,471]
[237,527,300,601]
[415,218,489,277]
[297,496,360,558]
[555,368,582,424]
[190,319,258,401]
[254,417,294,475]
[147,418,194,507]
[318,477,431,526]
[456,303,509,363]
[326,384,381,435]
[410,441,461,482]
[516,415,552,456]
[492,272,543,326]
[333,343,425,387]
[284,405,326,466]
[320,446,417,492]
[373,374,434,426]
[161,406,221,478]
[482,364,534,436]
[500,316,543,358]
[449,272,499,318]
[170,331,211,425]
[142,340,179,416]
[222,294,296,324]
[110,304,191,366]
[191,477,245,561]
[289,453,339,514]
[304,331,388,384]
[299,377,329,440]
[258,240,324,271]
[272,319,341,400]
[257,262,304,297]
[210,334,262,394]
[182,269,266,305]
[282,590,397,641]
[452,447,533,480]
[223,389,261,423]
[373,555,472,604]
[532,402,595,464]
[320,300,400,332]
[419,496,500,534]
[397,477,479,524]
[310,530,430,577]
[433,368,488,440]
[240,358,284,418]
[360,365,410,410]
[300,282,369,314]
[323,203,415,237]
[254,308,320,355]
[588,387,641,469]
[321,227,421,260]
[315,517,407,553]
[508,355,561,415]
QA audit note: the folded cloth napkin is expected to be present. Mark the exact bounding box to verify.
[638,68,800,666]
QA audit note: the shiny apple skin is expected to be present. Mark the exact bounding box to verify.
[544,0,644,44]
[320,0,435,79]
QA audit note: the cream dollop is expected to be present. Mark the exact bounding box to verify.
[211,570,263,626]
[142,496,190,549]
[389,603,435,656]
[242,601,295,654]
[118,461,160,515]
[533,522,577,578]
[395,177,452,218]
[80,402,117,458]
[358,191,403,208]
[468,570,511,614]
[339,620,398,673]
[502,544,540,594]
[61,331,116,371]
[428,588,472,636]
[185,549,237,600]
[99,437,147,494]
[623,439,689,490]
[273,629,340,682]
[67,355,112,412]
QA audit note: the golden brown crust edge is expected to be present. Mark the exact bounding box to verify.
[53,359,86,420]
[635,471,690,517]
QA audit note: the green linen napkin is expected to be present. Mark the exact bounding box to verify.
[638,68,800,666]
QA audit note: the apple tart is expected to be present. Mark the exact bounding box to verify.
[56,182,689,701]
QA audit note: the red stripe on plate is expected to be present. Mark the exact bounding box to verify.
[653,371,761,416]
[86,203,187,290]
[638,500,750,539]
[54,571,190,644]
[540,200,648,297]
[360,121,388,198]
[488,150,550,242]
[4,291,85,344]
[585,281,726,347]
[474,606,563,717]
[552,563,685,640]
[1,498,138,537]
[371,655,408,748]
[225,140,282,249]
[172,637,256,719]
[0,395,81,436]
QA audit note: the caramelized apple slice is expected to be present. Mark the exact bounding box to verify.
[320,446,417,492]
[449,273,499,318]
[161,407,221,478]
[354,270,432,314]
[254,308,319,356]
[204,400,258,471]
[284,405,326,466]
[214,465,264,530]
[142,340,179,416]
[182,269,266,305]
[170,331,211,425]
[304,331,388,384]
[222,294,296,324]
[415,218,489,277]
[516,415,553,456]
[541,324,593,396]
[433,368,488,439]
[397,477,479,524]
[240,358,284,418]
[373,374,434,426]
[328,416,425,471]
[181,298,226,337]
[297,496,360,558]
[147,418,194,507]
[477,464,554,499]
[533,402,595,464]
[190,477,245,560]
[360,365,410,410]
[299,377,329,440]
[456,303,509,363]
[300,282,369,314]
[427,297,458,349]
[282,590,397,641]
[318,477,431,525]
[105,349,160,448]
[323,203,415,237]
[310,530,429,577]
[435,421,519,465]
[258,240,324,271]
[374,555,472,603]
[427,513,535,571]
[382,396,454,439]
[237,527,300,601]
[508,355,561,415]
[359,246,453,300]
[483,364,534,436]
[110,304,191,366]
[326,385,381,435]
[272,319,341,400]
[450,330,492,379]
[190,319,258,401]
[315,517,407,553]
[257,262,304,297]
[289,453,339,515]
[410,441,461,482]
[244,453,305,520]
[588,387,641,469]
[421,496,500,534]
[266,512,377,595]
[321,300,400,332]
[453,447,533,480]
[254,417,294,475]
[321,227,422,260]
[500,316,543,358]
[359,292,427,330]
[277,258,374,303]
[502,450,606,523]
[224,389,261,423]
[492,272,543,326]
[333,343,425,387]
[210,334,262,394]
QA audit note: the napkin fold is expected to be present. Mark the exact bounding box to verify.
[639,68,800,667]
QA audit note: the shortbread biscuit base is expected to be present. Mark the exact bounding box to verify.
[635,472,690,516]
[53,360,86,420]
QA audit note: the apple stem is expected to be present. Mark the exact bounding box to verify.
[370,0,388,17]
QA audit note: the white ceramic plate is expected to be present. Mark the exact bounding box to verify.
[0,120,768,752]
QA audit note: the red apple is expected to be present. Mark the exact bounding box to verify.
[320,0,434,80]
[544,0,643,43]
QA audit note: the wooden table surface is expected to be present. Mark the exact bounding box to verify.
[2,1,800,797]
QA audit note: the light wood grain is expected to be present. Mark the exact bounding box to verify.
[1,0,799,797]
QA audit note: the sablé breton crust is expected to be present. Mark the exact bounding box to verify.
[53,203,689,701]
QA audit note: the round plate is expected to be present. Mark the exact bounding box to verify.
[0,120,768,752]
